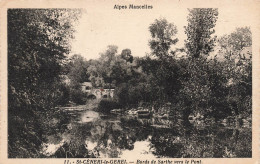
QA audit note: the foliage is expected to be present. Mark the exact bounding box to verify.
[218,27,251,53]
[8,8,252,158]
[97,99,121,114]
[65,54,89,84]
[149,18,179,59]
[69,85,88,105]
[121,49,133,63]
[86,16,251,125]
[63,54,89,104]
[86,45,119,87]
[184,8,218,58]
[217,27,252,117]
[8,9,81,157]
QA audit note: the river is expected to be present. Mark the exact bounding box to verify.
[41,108,251,158]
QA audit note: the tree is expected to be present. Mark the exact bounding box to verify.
[228,27,252,51]
[217,27,252,119]
[86,45,119,88]
[64,54,89,104]
[66,54,89,85]
[148,18,183,104]
[185,8,218,58]
[149,18,179,59]
[218,27,252,59]
[86,60,104,88]
[8,9,81,157]
[87,46,136,88]
[8,9,82,109]
[121,49,133,63]
[178,8,219,126]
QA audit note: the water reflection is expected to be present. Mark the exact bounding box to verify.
[41,110,251,158]
[120,136,156,158]
[80,111,100,123]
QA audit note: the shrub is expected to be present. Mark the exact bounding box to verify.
[97,99,121,113]
[70,88,88,105]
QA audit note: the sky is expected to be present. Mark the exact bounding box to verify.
[69,2,255,60]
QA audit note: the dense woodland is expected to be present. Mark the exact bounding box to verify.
[8,8,251,157]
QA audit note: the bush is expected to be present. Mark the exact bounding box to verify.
[97,99,121,113]
[70,88,88,105]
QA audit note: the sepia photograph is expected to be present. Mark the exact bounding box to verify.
[1,0,259,163]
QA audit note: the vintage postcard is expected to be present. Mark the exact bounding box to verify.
[0,0,259,164]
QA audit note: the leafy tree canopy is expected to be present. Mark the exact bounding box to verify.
[185,8,218,58]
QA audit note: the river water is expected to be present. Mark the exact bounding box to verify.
[41,109,251,158]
